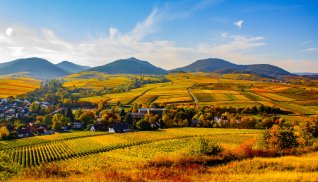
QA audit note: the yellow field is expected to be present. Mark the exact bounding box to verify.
[63,72,132,89]
[9,128,318,182]
[77,72,318,114]
[0,76,40,97]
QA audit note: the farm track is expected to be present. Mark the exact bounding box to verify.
[187,84,198,106]
[127,83,171,105]
[126,88,153,105]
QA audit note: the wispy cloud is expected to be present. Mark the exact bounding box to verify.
[194,0,225,11]
[234,20,244,29]
[299,40,311,46]
[302,47,318,53]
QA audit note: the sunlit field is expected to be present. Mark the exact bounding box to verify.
[4,128,317,182]
[0,75,40,97]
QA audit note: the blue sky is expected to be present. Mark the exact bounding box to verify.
[0,0,317,72]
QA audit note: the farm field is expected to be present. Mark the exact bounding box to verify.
[2,128,259,168]
[5,128,318,182]
[77,73,318,115]
[0,75,40,97]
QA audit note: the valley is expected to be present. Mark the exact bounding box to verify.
[0,57,318,182]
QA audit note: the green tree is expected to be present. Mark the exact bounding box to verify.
[30,102,40,113]
[52,120,62,131]
[65,107,74,123]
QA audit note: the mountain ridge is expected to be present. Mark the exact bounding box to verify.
[171,58,292,77]
[0,57,292,79]
[0,57,70,79]
[56,61,90,73]
[88,57,168,74]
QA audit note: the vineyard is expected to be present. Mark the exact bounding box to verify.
[0,76,40,97]
[1,128,259,168]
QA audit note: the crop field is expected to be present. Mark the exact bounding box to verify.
[63,71,164,90]
[2,128,259,168]
[0,131,108,150]
[0,76,40,97]
[255,92,294,101]
[191,89,251,102]
[6,128,318,182]
[200,101,262,108]
[273,101,318,115]
[77,73,318,115]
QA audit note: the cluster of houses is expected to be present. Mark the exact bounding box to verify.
[0,99,167,139]
[0,98,49,119]
[91,108,165,133]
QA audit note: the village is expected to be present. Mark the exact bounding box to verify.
[0,97,256,140]
[0,98,168,139]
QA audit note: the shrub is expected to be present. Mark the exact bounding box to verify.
[197,138,223,156]
[136,120,152,131]
[0,151,20,180]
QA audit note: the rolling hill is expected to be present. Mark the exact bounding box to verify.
[56,61,90,73]
[0,57,70,79]
[88,57,168,74]
[172,58,292,78]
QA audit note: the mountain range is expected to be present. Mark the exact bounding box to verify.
[0,57,292,79]
[172,58,291,78]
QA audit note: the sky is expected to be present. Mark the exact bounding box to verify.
[0,0,317,72]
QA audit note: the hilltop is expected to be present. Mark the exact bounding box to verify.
[172,58,292,77]
[0,57,69,79]
[56,61,90,73]
[88,57,168,74]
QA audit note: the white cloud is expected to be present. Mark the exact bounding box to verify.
[303,47,318,53]
[109,27,118,40]
[129,8,160,41]
[5,27,14,37]
[234,20,244,29]
[1,9,315,72]
[0,25,268,70]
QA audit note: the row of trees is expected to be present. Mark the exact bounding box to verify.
[261,116,318,151]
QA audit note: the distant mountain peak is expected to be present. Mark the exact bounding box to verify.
[0,57,70,79]
[89,57,167,74]
[56,61,90,73]
[172,58,292,78]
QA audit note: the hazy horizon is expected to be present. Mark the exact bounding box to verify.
[0,0,317,72]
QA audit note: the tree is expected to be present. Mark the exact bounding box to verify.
[65,107,74,123]
[74,110,84,121]
[0,126,9,140]
[53,113,70,126]
[79,111,95,125]
[52,120,62,131]
[30,102,40,113]
[120,108,126,118]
